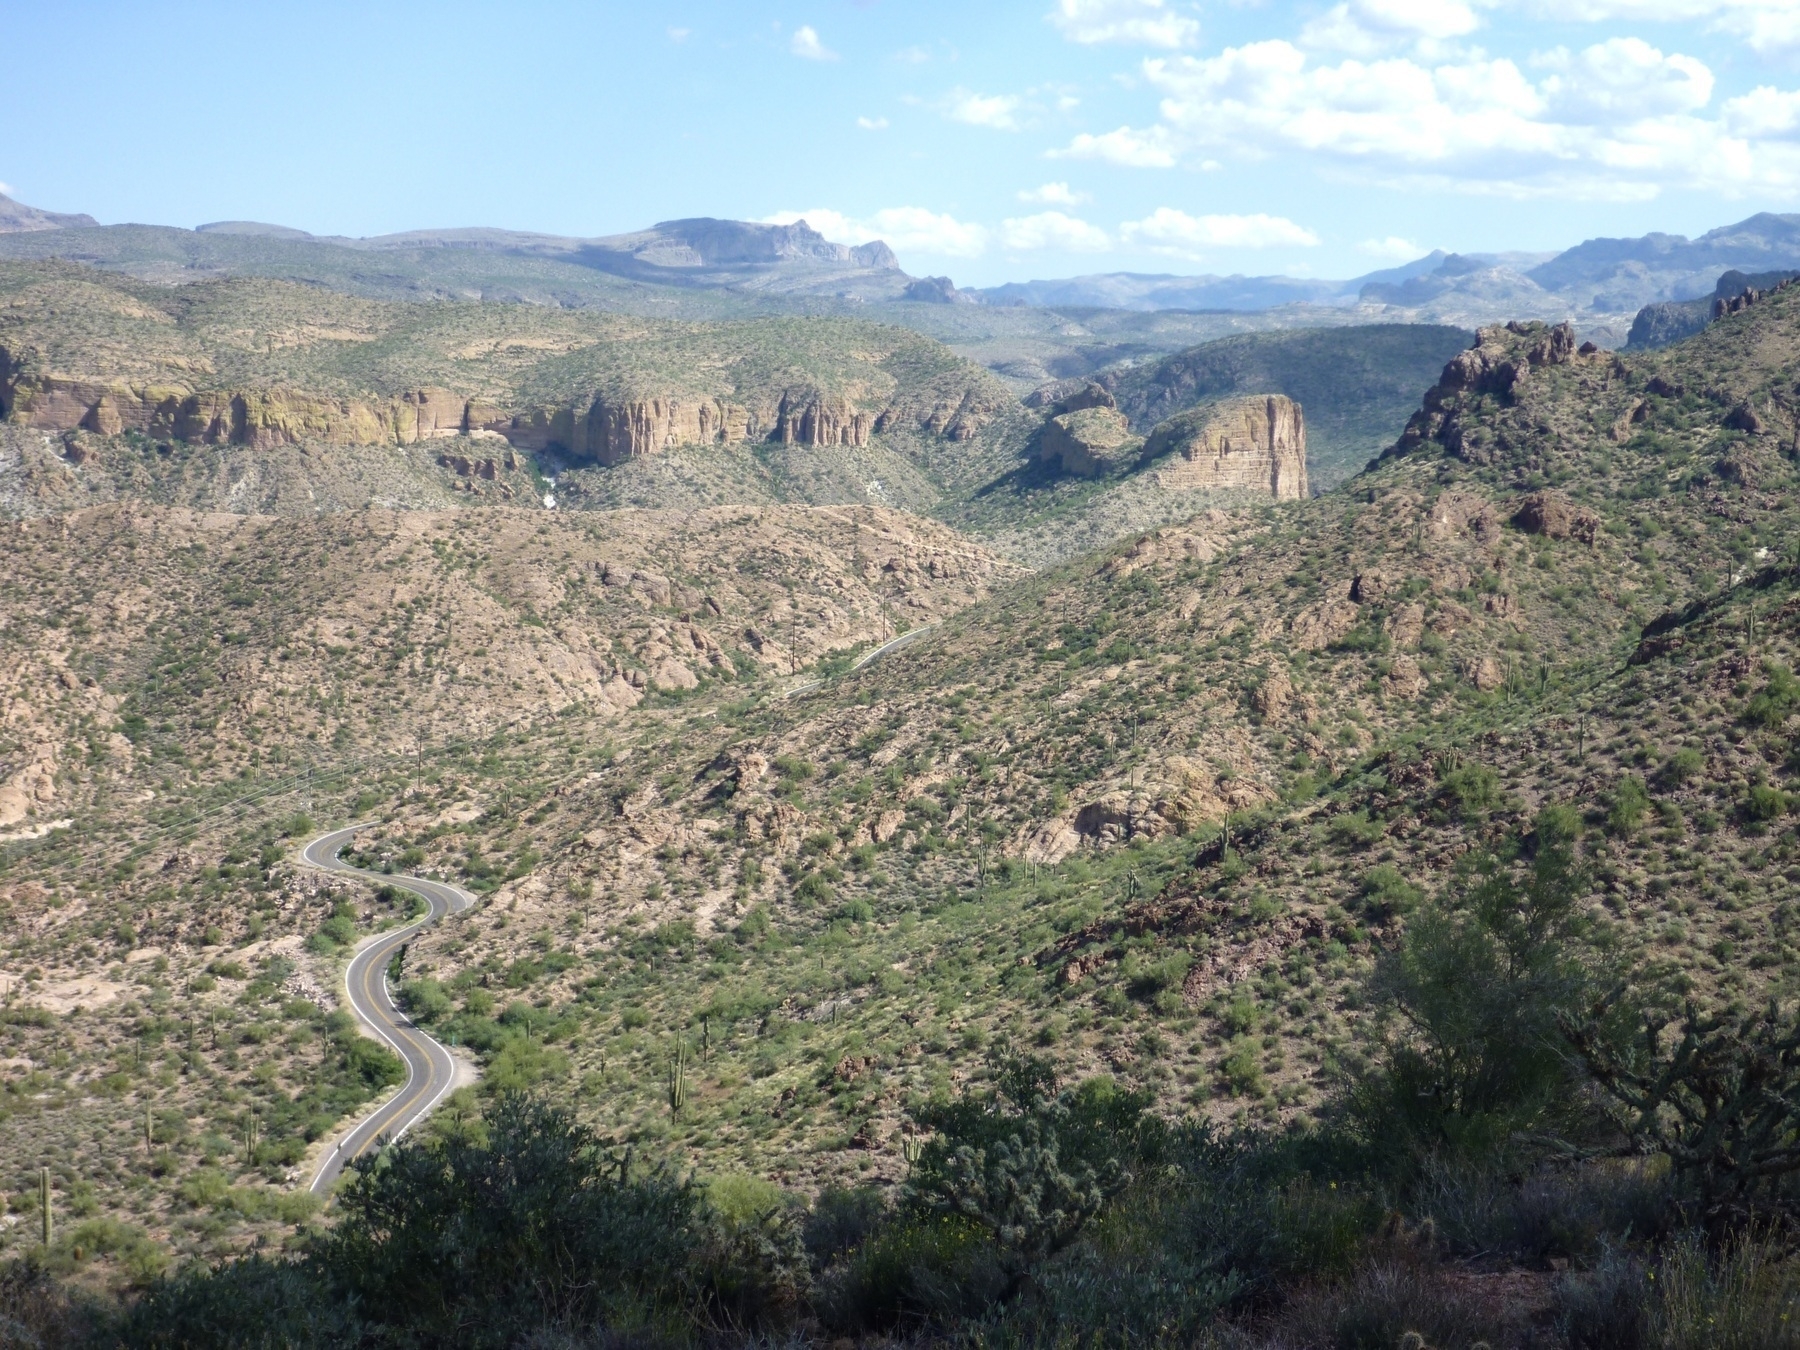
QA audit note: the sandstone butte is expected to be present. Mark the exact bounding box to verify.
[0,359,995,465]
[1141,394,1310,501]
[1039,390,1309,502]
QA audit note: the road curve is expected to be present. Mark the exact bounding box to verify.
[299,824,476,1194]
[782,622,941,699]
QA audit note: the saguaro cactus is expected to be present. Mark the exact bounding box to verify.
[39,1167,51,1246]
[666,1040,689,1117]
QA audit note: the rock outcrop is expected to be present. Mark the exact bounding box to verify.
[0,364,510,452]
[1040,406,1141,477]
[2,359,965,465]
[1140,395,1309,500]
[1389,321,1590,464]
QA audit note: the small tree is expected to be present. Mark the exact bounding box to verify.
[1350,812,1601,1166]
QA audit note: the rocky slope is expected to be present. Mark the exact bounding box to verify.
[0,260,1012,466]
[2,282,1797,1285]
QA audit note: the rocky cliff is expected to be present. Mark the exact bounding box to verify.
[1140,394,1309,499]
[0,262,1009,464]
[0,361,920,462]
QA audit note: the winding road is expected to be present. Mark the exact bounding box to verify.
[782,622,940,699]
[299,824,476,1194]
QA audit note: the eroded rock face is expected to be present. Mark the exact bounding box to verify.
[1,355,987,466]
[1141,395,1308,500]
[1040,406,1141,477]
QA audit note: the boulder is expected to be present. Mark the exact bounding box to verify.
[1512,490,1599,544]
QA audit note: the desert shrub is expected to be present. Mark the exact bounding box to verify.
[1747,783,1791,821]
[315,1093,699,1344]
[0,1259,93,1350]
[1329,810,1386,848]
[1437,761,1500,821]
[1744,663,1800,729]
[1559,1233,1800,1350]
[804,1186,888,1268]
[1414,1156,1669,1262]
[690,1177,809,1330]
[1608,775,1652,836]
[1660,746,1705,786]
[398,978,452,1022]
[1273,1243,1510,1350]
[814,1214,1005,1332]
[1350,818,1600,1169]
[1124,950,1192,999]
[119,1256,352,1350]
[1360,864,1425,921]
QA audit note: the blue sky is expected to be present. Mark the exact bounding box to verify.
[7,0,1800,286]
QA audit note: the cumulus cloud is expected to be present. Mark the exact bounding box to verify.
[1358,235,1427,259]
[945,90,1023,130]
[667,27,690,43]
[1725,86,1800,139]
[1535,38,1712,124]
[1053,36,1800,199]
[1301,0,1480,55]
[1121,209,1320,255]
[1052,124,1177,167]
[1494,0,1800,54]
[790,25,837,61]
[856,116,889,130]
[1018,181,1092,205]
[1049,0,1199,49]
[999,211,1113,251]
[762,208,989,258]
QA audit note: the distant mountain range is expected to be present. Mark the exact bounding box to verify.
[4,192,1799,351]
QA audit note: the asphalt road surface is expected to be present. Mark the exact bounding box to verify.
[300,824,475,1194]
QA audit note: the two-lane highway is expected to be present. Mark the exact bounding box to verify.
[300,825,475,1194]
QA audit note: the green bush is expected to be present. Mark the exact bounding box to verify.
[1744,663,1799,729]
[1360,864,1425,921]
[1746,783,1791,821]
[317,1094,700,1343]
[1608,776,1652,836]
[1351,823,1598,1168]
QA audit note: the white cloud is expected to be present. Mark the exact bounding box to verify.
[1535,38,1712,125]
[1063,36,1800,199]
[946,90,1022,130]
[762,207,989,258]
[856,116,890,130]
[1301,0,1479,55]
[667,26,690,42]
[1052,124,1177,166]
[1725,85,1800,139]
[1493,0,1800,54]
[1018,181,1092,205]
[790,25,837,61]
[1120,209,1320,255]
[1049,0,1200,49]
[893,45,933,64]
[0,181,12,197]
[999,211,1113,251]
[1358,235,1426,259]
